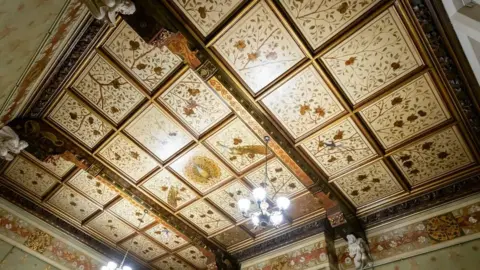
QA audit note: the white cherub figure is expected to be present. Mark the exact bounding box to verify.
[82,0,136,26]
[0,126,28,161]
[347,234,373,269]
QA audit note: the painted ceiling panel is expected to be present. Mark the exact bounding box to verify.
[66,170,118,205]
[214,1,305,94]
[47,186,99,222]
[86,211,135,242]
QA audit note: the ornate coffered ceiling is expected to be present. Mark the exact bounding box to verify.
[1,0,480,269]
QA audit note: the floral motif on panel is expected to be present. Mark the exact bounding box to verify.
[144,223,189,251]
[169,145,233,194]
[98,135,158,182]
[48,93,112,148]
[27,153,74,178]
[360,74,450,148]
[280,0,379,49]
[177,245,208,269]
[3,156,57,197]
[141,169,197,210]
[262,65,344,139]
[173,0,243,36]
[104,22,182,91]
[108,199,156,228]
[214,1,305,93]
[333,161,402,207]
[179,200,232,235]
[300,118,376,176]
[125,105,193,162]
[321,7,423,104]
[120,235,166,261]
[159,69,231,135]
[245,158,305,199]
[47,187,98,221]
[85,211,134,242]
[72,55,144,123]
[213,226,251,247]
[67,170,117,205]
[153,255,194,270]
[207,180,258,221]
[391,127,473,185]
[205,118,266,172]
[244,240,328,270]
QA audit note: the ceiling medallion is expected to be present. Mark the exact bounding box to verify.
[237,136,290,228]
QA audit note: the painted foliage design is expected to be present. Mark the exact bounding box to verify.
[333,161,402,207]
[243,240,329,270]
[286,194,324,220]
[145,223,189,251]
[86,212,134,242]
[206,118,266,172]
[173,0,243,36]
[4,156,57,197]
[321,8,423,104]
[120,235,166,261]
[169,145,232,194]
[360,74,450,148]
[108,199,156,229]
[67,170,117,205]
[142,170,196,209]
[159,69,231,135]
[391,127,473,185]
[177,246,208,269]
[105,22,182,91]
[179,200,232,234]
[73,55,144,123]
[300,118,376,176]
[214,226,251,247]
[336,202,480,268]
[262,65,344,139]
[49,94,112,148]
[98,135,158,182]
[214,1,304,93]
[125,105,192,161]
[47,187,98,221]
[245,158,305,199]
[29,154,74,178]
[154,255,194,270]
[208,180,258,221]
[280,0,379,49]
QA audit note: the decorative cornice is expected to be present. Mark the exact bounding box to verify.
[232,219,327,262]
[28,18,105,118]
[359,175,480,227]
[410,0,480,145]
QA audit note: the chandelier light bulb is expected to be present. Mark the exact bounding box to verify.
[252,187,267,201]
[107,262,118,270]
[252,214,260,226]
[276,197,290,210]
[123,266,133,270]
[237,198,251,212]
[270,212,283,226]
[101,267,108,270]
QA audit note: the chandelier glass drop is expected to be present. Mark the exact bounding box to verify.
[101,210,148,270]
[237,136,290,228]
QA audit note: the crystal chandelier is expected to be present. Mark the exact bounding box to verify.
[101,210,148,270]
[237,136,290,228]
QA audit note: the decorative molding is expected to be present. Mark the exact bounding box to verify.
[28,18,105,118]
[410,0,480,145]
[359,175,480,227]
[232,219,327,262]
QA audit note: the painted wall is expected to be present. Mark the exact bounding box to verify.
[0,238,61,270]
[0,198,110,270]
[240,234,333,270]
[336,196,480,270]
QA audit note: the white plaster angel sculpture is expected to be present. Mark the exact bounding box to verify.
[82,0,136,26]
[0,126,28,161]
[347,234,373,270]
